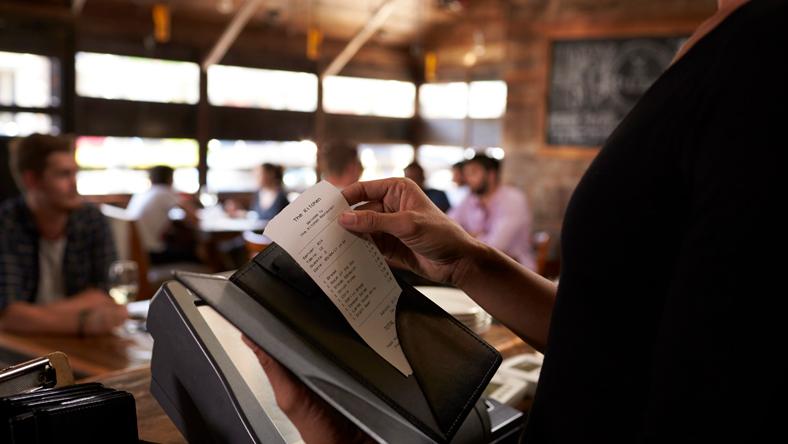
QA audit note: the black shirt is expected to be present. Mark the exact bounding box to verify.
[524,0,786,442]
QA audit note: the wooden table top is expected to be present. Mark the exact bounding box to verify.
[79,323,534,444]
[0,327,153,380]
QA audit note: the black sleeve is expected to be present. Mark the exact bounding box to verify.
[643,16,787,441]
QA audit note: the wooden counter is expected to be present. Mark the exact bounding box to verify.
[0,327,153,380]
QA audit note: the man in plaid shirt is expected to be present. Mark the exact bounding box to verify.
[0,134,127,335]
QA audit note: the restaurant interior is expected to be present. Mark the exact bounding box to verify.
[0,0,724,443]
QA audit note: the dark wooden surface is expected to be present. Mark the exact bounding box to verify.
[0,328,153,380]
[75,323,535,443]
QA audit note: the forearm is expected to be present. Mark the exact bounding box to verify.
[46,290,111,312]
[0,302,79,334]
[453,241,556,353]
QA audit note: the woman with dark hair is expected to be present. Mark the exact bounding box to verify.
[249,163,289,220]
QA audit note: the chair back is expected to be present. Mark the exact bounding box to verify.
[100,204,153,300]
[532,231,552,277]
[242,230,272,261]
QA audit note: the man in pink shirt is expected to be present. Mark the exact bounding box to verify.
[448,153,535,270]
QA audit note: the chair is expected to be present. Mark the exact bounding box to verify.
[100,204,153,300]
[532,231,552,277]
[242,230,271,261]
[101,204,212,300]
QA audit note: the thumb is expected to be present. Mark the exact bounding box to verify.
[339,210,408,237]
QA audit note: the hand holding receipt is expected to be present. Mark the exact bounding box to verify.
[264,181,413,376]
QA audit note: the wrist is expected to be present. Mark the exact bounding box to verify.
[450,238,494,290]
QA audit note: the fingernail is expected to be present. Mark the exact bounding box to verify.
[340,211,357,226]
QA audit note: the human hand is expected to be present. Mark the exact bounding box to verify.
[340,178,481,287]
[241,336,374,444]
[83,303,129,335]
[223,198,244,218]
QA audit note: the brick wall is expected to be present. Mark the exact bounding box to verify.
[426,0,716,246]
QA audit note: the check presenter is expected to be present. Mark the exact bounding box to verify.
[244,177,554,444]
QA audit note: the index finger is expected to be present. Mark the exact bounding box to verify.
[341,177,409,207]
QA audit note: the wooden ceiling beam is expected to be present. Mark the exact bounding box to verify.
[321,0,403,80]
[201,0,264,71]
[0,2,74,22]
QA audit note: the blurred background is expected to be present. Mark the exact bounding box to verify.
[0,0,718,274]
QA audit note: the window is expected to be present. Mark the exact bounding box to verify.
[75,52,200,104]
[358,144,414,181]
[419,81,508,119]
[417,145,466,190]
[207,65,318,112]
[0,112,58,137]
[419,83,469,119]
[323,76,415,118]
[0,51,56,108]
[206,139,318,192]
[75,137,199,195]
[468,81,507,118]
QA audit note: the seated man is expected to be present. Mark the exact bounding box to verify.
[448,153,535,270]
[319,140,363,190]
[125,166,200,265]
[0,134,128,335]
[404,162,451,212]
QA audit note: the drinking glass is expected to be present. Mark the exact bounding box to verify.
[108,260,139,305]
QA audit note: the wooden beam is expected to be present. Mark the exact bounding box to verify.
[201,0,263,71]
[321,0,402,80]
[0,3,73,22]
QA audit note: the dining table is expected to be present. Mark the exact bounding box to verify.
[0,293,536,443]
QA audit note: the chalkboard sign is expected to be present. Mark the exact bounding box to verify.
[546,36,688,147]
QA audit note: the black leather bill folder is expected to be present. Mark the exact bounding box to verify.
[0,382,138,443]
[173,242,502,444]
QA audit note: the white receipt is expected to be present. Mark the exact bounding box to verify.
[264,181,413,376]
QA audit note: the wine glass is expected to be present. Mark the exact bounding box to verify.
[108,260,139,305]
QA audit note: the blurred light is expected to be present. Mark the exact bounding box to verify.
[486,147,505,159]
[217,0,234,14]
[75,137,198,195]
[417,145,465,191]
[469,81,507,119]
[360,148,378,170]
[208,65,317,112]
[307,28,323,61]
[323,76,415,118]
[464,148,476,159]
[0,51,53,108]
[76,52,200,104]
[357,144,414,182]
[208,139,221,150]
[463,52,477,67]
[3,121,19,137]
[299,140,318,157]
[152,4,171,44]
[419,83,468,119]
[425,51,438,83]
[207,141,319,192]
